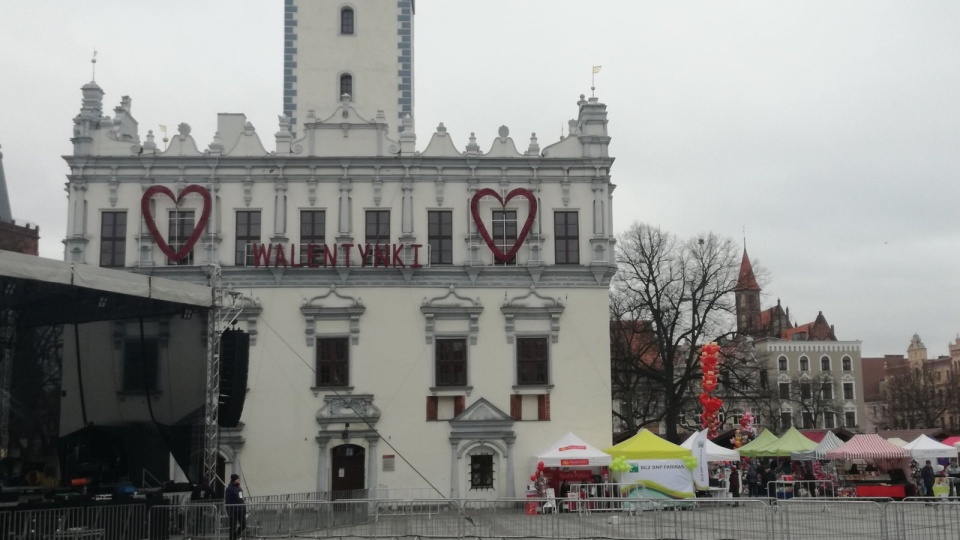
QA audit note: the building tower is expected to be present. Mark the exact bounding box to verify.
[284,0,414,136]
[734,248,761,335]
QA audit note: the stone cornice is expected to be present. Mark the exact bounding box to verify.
[134,264,615,289]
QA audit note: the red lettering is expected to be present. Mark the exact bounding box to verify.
[324,244,337,267]
[342,244,354,267]
[358,244,371,267]
[274,244,288,267]
[392,244,406,267]
[374,244,390,267]
[306,244,320,268]
[412,244,423,268]
[290,244,302,268]
[253,244,273,267]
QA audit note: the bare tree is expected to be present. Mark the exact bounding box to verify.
[873,367,960,430]
[610,223,747,442]
[778,372,843,431]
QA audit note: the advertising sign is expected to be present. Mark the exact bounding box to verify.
[619,460,695,500]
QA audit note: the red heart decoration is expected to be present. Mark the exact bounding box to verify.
[141,185,212,262]
[470,188,538,262]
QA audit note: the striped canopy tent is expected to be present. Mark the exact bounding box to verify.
[792,430,845,461]
[751,427,818,457]
[887,438,909,447]
[738,429,780,457]
[825,434,909,461]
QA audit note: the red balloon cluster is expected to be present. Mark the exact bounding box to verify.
[699,342,723,439]
[530,461,545,482]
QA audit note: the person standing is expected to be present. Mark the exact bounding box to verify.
[921,461,936,498]
[746,465,759,497]
[945,459,960,498]
[225,473,246,540]
[729,465,741,501]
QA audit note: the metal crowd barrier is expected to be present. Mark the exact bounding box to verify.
[7,495,960,539]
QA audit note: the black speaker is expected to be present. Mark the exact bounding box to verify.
[219,329,250,428]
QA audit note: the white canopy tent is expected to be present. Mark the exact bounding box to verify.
[680,433,741,462]
[887,438,909,447]
[902,435,958,460]
[533,432,611,468]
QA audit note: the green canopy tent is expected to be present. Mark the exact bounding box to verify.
[752,427,818,457]
[738,429,780,457]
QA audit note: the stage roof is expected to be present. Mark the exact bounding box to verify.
[0,250,212,327]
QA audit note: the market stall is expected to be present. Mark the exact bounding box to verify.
[790,431,845,496]
[532,432,611,499]
[825,434,910,498]
[887,437,908,447]
[902,435,958,497]
[605,429,696,500]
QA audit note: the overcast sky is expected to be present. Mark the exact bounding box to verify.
[1,1,958,357]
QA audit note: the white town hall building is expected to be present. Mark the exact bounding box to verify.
[59,0,616,498]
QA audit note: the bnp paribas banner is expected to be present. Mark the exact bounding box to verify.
[619,460,695,499]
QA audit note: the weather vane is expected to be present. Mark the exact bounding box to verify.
[591,65,602,98]
[91,50,98,81]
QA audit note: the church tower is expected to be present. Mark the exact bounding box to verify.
[734,248,762,335]
[284,0,414,137]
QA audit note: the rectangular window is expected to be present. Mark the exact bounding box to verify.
[759,370,769,389]
[517,337,548,386]
[470,454,494,490]
[800,382,812,400]
[492,210,517,265]
[300,210,325,264]
[842,357,852,371]
[821,382,834,400]
[802,412,814,429]
[843,382,854,400]
[824,412,836,429]
[316,338,349,387]
[821,357,831,371]
[235,211,261,266]
[428,211,453,265]
[435,338,467,387]
[168,210,195,265]
[799,357,809,372]
[780,411,792,430]
[778,357,788,371]
[123,338,159,393]
[365,210,390,264]
[554,211,579,264]
[100,211,127,268]
[779,382,790,400]
[845,411,857,428]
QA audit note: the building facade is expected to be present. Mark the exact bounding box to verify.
[59,1,616,497]
[734,248,865,433]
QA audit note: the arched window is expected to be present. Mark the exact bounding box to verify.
[340,7,355,35]
[339,74,353,98]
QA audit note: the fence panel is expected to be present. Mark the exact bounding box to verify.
[660,498,770,540]
[149,502,221,540]
[888,501,960,540]
[575,497,661,540]
[775,498,887,540]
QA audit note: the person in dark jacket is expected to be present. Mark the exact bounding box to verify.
[225,473,246,540]
[729,466,741,499]
[921,461,936,497]
[746,465,759,497]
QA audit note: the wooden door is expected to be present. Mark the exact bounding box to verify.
[330,444,365,498]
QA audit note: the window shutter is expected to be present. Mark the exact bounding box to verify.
[454,396,466,416]
[538,394,551,421]
[426,396,438,421]
[510,395,522,421]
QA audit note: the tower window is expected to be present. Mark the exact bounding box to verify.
[340,7,355,35]
[340,74,353,98]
